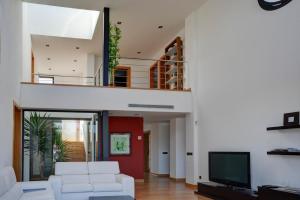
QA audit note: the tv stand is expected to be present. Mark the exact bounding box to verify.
[195,182,258,200]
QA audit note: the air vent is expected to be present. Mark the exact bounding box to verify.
[128,104,174,109]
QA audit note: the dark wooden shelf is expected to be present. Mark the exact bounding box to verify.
[196,182,257,200]
[267,151,300,155]
[266,125,300,131]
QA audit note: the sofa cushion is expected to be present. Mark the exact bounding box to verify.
[89,174,116,184]
[0,172,8,197]
[55,162,88,175]
[62,175,90,184]
[88,162,120,175]
[21,189,55,200]
[93,183,122,192]
[2,167,17,189]
[0,184,23,200]
[61,183,93,193]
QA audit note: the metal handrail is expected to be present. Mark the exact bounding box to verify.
[32,57,187,90]
[34,73,94,79]
[94,63,103,78]
[111,56,187,63]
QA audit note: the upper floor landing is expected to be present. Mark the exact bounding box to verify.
[20,82,192,113]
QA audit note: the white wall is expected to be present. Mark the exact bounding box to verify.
[51,54,88,85]
[20,83,192,113]
[147,122,170,175]
[119,58,152,89]
[170,118,186,179]
[151,28,185,60]
[85,53,96,85]
[0,0,23,168]
[53,76,82,85]
[184,5,201,185]
[186,0,300,188]
[22,2,32,82]
[158,123,170,174]
[148,123,159,173]
[185,113,199,185]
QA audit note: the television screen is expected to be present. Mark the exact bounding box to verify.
[209,152,251,188]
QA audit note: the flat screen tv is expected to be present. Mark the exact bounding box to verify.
[209,152,251,188]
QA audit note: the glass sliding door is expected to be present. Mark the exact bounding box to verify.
[22,111,100,181]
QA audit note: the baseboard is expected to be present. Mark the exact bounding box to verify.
[150,172,170,177]
[169,176,185,182]
[185,182,197,190]
[135,179,145,183]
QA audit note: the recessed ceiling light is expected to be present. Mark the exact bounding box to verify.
[158,25,163,29]
[48,67,52,71]
[117,21,122,25]
[47,58,51,60]
[72,69,76,72]
[75,46,80,50]
[45,44,50,47]
[137,51,142,54]
[73,59,77,62]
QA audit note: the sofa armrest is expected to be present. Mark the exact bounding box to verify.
[116,174,135,198]
[48,175,62,200]
[20,181,50,191]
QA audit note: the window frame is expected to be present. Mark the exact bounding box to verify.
[113,66,131,88]
[38,76,54,84]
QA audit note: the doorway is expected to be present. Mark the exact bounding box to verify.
[144,131,150,172]
[113,66,131,88]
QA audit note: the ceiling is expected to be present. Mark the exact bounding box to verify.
[32,35,99,76]
[26,0,207,57]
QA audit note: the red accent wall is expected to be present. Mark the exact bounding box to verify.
[109,117,144,179]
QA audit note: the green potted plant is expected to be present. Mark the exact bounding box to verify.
[52,128,69,162]
[24,113,70,179]
[24,112,51,179]
[109,23,122,85]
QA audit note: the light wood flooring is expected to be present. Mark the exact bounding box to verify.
[135,174,212,200]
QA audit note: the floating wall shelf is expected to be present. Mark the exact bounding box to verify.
[267,151,300,156]
[266,125,300,131]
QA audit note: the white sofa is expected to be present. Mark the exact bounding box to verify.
[0,167,55,200]
[49,161,135,200]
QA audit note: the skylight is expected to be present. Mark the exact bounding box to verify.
[24,3,100,40]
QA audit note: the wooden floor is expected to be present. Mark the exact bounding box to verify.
[135,174,212,200]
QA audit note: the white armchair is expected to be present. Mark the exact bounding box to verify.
[49,161,135,200]
[115,174,135,198]
[0,167,55,200]
[48,176,62,200]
